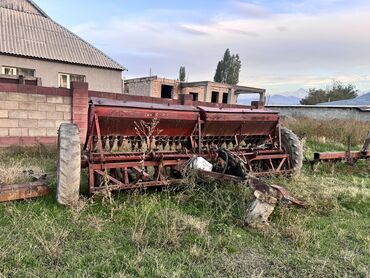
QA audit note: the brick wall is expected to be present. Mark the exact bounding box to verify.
[0,92,72,145]
[151,79,182,99]
[71,82,88,141]
[124,79,151,96]
[0,80,87,146]
[181,86,207,102]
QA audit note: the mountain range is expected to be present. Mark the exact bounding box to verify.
[238,88,307,105]
[237,88,370,106]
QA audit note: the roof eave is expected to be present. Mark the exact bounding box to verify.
[0,52,125,71]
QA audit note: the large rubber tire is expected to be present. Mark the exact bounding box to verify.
[57,123,81,206]
[281,127,303,175]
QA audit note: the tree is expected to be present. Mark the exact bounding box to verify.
[227,54,241,85]
[300,81,358,105]
[179,66,186,81]
[300,88,327,105]
[214,61,223,83]
[213,49,241,85]
[327,82,357,101]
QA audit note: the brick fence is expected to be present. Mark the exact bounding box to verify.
[0,79,253,146]
[0,81,81,145]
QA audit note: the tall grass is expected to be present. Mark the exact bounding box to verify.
[283,118,370,146]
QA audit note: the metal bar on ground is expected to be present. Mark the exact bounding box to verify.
[0,181,49,202]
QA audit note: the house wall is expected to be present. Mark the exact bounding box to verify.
[151,78,182,99]
[181,86,207,102]
[124,78,152,96]
[208,83,235,104]
[0,55,123,93]
[182,82,235,104]
[124,77,247,104]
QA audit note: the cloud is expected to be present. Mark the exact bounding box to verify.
[276,26,288,32]
[223,27,260,37]
[71,2,370,93]
[177,25,209,36]
[232,1,272,18]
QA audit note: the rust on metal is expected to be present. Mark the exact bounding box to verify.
[73,95,307,228]
[0,179,49,203]
[82,96,298,194]
[314,132,370,163]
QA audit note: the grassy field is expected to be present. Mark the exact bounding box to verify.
[0,119,369,277]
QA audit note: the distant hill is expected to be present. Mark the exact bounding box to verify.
[266,95,301,105]
[318,92,370,106]
[238,88,307,105]
[238,94,301,105]
[281,88,308,99]
[238,88,308,105]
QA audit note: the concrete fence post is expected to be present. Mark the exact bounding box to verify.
[71,82,89,142]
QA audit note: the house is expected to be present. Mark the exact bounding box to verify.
[124,76,265,105]
[0,0,125,93]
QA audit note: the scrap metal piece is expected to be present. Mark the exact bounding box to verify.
[0,177,49,203]
[270,184,307,208]
[249,176,306,208]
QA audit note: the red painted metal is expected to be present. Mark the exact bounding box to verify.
[199,106,279,134]
[314,132,370,163]
[82,97,293,193]
[314,151,369,161]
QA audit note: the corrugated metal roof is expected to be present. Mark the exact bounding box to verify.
[0,0,48,17]
[0,1,124,71]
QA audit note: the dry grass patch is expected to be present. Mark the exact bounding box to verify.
[0,145,56,185]
[0,159,43,185]
[283,117,370,145]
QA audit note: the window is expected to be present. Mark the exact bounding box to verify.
[18,67,35,77]
[70,74,85,83]
[58,73,69,88]
[2,66,35,77]
[2,66,17,75]
[222,92,229,104]
[161,84,173,99]
[211,91,219,103]
[190,92,198,101]
[58,73,86,88]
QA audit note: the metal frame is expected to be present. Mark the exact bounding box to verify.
[82,99,294,194]
[314,132,370,163]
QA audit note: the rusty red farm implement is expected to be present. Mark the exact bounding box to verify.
[56,96,303,205]
[314,132,370,164]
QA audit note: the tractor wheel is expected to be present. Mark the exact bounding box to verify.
[56,123,81,206]
[281,127,303,175]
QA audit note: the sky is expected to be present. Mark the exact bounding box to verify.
[36,0,370,95]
